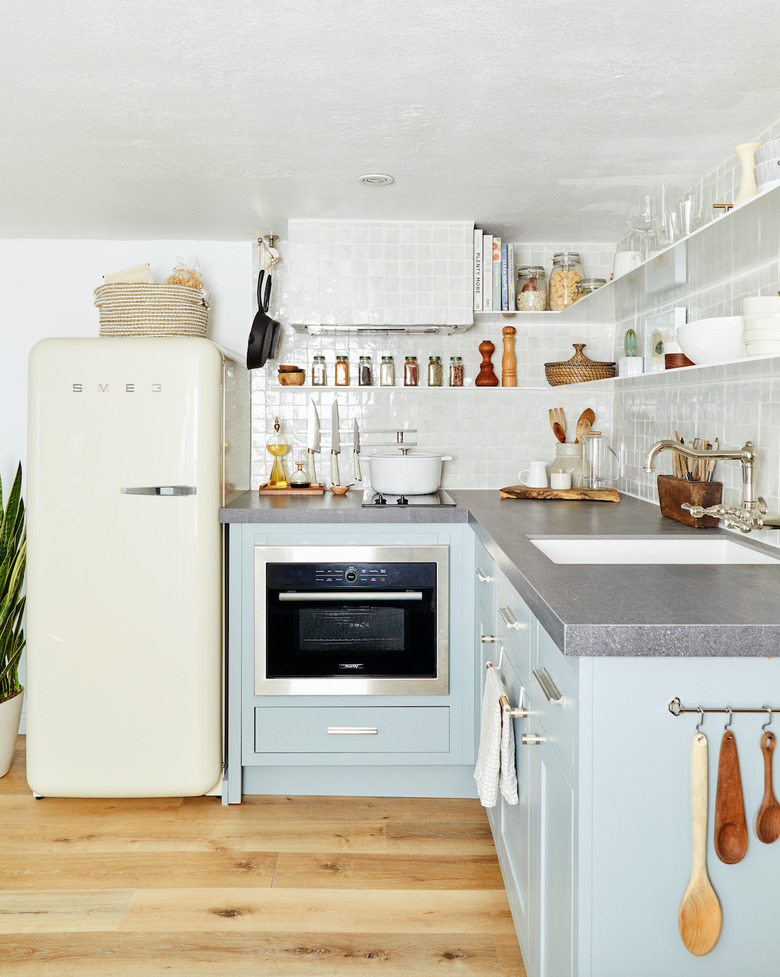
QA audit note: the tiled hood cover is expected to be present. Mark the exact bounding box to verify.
[287,219,474,333]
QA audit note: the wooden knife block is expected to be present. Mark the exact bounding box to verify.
[657,475,723,528]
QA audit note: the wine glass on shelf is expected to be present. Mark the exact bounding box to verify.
[652,182,682,248]
[625,191,654,259]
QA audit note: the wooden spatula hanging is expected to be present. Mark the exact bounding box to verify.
[714,726,748,863]
[679,731,722,956]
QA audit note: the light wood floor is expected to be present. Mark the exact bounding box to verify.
[0,737,526,976]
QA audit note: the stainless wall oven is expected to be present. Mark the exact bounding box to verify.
[254,545,448,695]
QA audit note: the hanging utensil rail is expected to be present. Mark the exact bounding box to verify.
[668,697,778,718]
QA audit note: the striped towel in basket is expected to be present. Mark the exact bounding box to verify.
[473,665,519,807]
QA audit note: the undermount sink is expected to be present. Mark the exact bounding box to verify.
[529,536,780,565]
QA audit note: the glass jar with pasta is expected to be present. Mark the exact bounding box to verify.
[548,252,583,311]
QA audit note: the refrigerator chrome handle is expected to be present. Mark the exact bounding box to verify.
[120,486,197,496]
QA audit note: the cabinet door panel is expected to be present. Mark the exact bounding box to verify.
[498,653,533,957]
[536,740,575,977]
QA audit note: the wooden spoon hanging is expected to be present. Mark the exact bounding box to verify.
[679,731,722,956]
[755,731,780,844]
[714,728,748,863]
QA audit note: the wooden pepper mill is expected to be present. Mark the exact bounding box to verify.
[475,340,499,386]
[502,325,517,387]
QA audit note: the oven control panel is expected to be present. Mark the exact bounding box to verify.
[267,562,436,590]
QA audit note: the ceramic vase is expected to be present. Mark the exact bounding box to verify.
[0,687,23,777]
[734,142,762,205]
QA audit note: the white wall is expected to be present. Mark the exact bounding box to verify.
[0,239,253,489]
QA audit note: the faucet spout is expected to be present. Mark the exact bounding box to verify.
[644,440,758,507]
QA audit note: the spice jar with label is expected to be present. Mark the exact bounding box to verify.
[449,356,464,387]
[311,355,326,386]
[427,355,442,386]
[335,355,349,386]
[516,266,548,311]
[380,355,395,386]
[404,355,418,386]
[549,252,583,311]
[359,355,373,386]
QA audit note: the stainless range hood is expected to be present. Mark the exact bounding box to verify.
[287,219,475,335]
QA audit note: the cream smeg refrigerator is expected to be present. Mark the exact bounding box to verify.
[26,337,225,797]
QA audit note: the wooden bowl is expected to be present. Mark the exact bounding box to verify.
[278,370,305,386]
[330,485,350,495]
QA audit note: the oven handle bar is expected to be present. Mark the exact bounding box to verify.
[278,592,424,601]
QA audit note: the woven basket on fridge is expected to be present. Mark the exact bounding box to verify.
[544,344,616,386]
[94,283,209,337]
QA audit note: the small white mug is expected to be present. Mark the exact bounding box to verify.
[550,471,572,490]
[612,250,643,277]
[519,461,548,488]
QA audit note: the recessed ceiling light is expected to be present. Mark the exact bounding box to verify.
[358,173,394,186]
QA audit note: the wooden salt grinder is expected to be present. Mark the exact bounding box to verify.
[475,340,499,387]
[502,326,517,387]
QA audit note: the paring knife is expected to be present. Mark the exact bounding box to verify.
[330,399,341,486]
[353,418,362,482]
[307,399,320,486]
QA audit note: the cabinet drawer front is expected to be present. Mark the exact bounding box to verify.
[496,573,532,681]
[534,624,578,773]
[474,537,497,614]
[254,706,450,754]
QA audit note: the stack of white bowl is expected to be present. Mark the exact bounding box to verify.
[754,139,780,193]
[742,296,780,356]
[676,316,746,365]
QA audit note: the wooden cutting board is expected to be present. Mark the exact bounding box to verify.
[500,484,620,502]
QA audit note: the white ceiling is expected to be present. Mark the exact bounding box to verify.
[3,0,780,244]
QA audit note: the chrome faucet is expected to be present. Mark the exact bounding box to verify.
[643,439,780,533]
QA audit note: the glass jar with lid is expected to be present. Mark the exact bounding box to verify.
[311,354,326,386]
[359,355,372,386]
[427,355,442,386]
[380,355,395,386]
[516,266,548,311]
[404,356,418,386]
[549,252,583,311]
[335,355,349,386]
[575,278,607,301]
[449,356,464,387]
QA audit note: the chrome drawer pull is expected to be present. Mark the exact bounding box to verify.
[499,694,528,720]
[327,726,379,735]
[481,634,496,643]
[476,566,494,583]
[522,733,544,746]
[279,592,423,602]
[533,667,563,706]
[498,606,522,630]
[121,485,197,496]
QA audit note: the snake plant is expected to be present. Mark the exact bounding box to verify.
[0,463,25,703]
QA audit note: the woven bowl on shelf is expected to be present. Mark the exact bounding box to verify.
[544,344,616,386]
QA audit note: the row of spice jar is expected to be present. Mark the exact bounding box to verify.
[516,253,606,312]
[311,354,465,387]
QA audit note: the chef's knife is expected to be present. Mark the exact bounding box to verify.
[307,399,320,486]
[330,399,341,486]
[353,418,362,482]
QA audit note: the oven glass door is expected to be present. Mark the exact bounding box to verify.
[266,582,437,679]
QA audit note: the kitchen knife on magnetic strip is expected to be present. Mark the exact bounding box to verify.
[353,418,362,482]
[306,399,320,485]
[330,399,341,486]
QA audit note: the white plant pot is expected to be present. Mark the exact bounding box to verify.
[369,453,452,495]
[0,686,23,778]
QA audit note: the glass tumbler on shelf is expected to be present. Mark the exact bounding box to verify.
[549,252,583,311]
[516,266,548,311]
[625,191,655,258]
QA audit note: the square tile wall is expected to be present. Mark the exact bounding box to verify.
[287,219,473,326]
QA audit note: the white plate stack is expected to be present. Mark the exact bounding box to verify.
[742,296,780,356]
[754,139,780,194]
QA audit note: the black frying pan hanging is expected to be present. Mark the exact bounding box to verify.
[246,269,280,369]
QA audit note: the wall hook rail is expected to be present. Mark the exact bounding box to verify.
[668,696,780,718]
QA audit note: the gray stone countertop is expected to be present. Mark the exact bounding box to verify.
[221,489,780,658]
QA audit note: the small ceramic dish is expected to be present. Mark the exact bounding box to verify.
[330,485,350,495]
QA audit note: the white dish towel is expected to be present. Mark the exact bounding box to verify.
[473,665,519,807]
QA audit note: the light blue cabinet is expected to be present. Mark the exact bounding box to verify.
[485,566,780,977]
[224,521,478,802]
